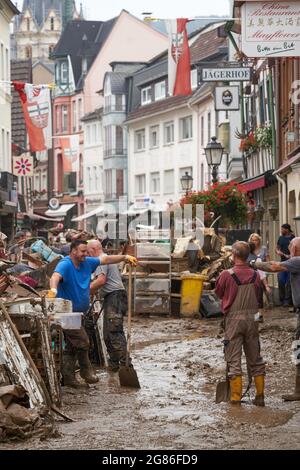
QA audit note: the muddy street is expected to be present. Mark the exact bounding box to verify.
[1,307,300,450]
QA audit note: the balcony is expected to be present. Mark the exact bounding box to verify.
[104,104,126,115]
[104,148,127,158]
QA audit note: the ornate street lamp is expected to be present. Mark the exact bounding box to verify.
[268,200,279,221]
[204,136,224,184]
[254,204,265,222]
[180,172,193,196]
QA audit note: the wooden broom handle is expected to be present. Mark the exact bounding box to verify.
[126,264,133,367]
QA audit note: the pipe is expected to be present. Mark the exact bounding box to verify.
[276,174,287,224]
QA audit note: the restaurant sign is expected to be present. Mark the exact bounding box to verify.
[241,1,300,58]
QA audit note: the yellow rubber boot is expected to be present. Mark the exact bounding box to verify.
[230,376,242,404]
[253,375,265,407]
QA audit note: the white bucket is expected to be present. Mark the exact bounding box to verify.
[52,312,82,330]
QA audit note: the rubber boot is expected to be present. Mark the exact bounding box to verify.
[77,350,99,384]
[282,368,300,402]
[252,375,265,407]
[62,353,87,389]
[229,376,242,404]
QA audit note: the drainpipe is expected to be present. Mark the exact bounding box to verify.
[276,174,287,224]
[294,59,300,147]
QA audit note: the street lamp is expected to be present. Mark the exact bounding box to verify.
[204,136,224,184]
[180,172,193,196]
[294,216,300,236]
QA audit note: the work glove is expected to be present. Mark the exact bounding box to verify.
[47,288,57,298]
[125,255,138,266]
[249,260,257,269]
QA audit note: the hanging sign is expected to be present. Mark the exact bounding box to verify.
[13,156,34,177]
[241,1,300,58]
[201,66,252,82]
[215,86,240,111]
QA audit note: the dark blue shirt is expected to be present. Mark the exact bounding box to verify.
[55,256,100,313]
[277,235,295,261]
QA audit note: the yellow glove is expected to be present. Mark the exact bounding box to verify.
[125,255,138,266]
[47,288,57,298]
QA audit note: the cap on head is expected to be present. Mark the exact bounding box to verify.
[282,224,292,231]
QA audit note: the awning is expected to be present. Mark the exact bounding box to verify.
[273,152,300,175]
[45,204,75,218]
[72,205,104,222]
[240,175,266,192]
[26,212,64,222]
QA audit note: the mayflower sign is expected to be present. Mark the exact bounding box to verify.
[241,1,300,57]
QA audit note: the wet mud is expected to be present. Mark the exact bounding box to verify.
[1,307,300,450]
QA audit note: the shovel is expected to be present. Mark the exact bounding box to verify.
[215,365,230,404]
[119,265,140,389]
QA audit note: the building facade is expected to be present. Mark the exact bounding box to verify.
[126,23,230,214]
[0,0,20,238]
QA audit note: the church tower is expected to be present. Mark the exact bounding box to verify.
[13,0,82,63]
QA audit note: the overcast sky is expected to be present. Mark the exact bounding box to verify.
[81,0,231,21]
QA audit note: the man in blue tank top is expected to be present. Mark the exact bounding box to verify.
[50,239,137,388]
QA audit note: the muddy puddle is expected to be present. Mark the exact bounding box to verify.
[1,308,300,450]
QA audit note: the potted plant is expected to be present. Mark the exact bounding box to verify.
[181,182,248,227]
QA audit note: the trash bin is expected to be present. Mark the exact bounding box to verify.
[180,274,207,317]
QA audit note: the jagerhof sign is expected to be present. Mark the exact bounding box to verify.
[241,1,300,58]
[201,67,252,82]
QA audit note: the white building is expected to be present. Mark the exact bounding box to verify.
[0,0,19,173]
[126,23,230,212]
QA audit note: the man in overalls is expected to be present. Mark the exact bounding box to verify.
[215,241,266,405]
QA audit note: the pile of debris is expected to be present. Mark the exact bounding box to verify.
[172,228,232,289]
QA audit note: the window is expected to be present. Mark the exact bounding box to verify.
[49,45,54,57]
[34,174,40,192]
[135,129,145,152]
[141,86,151,105]
[42,173,47,192]
[115,95,123,111]
[5,48,8,81]
[164,121,174,145]
[27,18,30,31]
[104,125,112,156]
[0,44,3,81]
[55,106,60,133]
[116,169,124,197]
[135,174,146,195]
[92,124,97,144]
[116,126,123,154]
[63,173,76,193]
[164,170,174,194]
[259,83,266,124]
[86,125,91,145]
[154,81,166,101]
[25,46,32,59]
[62,105,68,132]
[201,116,204,147]
[207,112,211,141]
[179,116,193,140]
[150,125,159,149]
[72,101,77,132]
[201,163,204,190]
[6,132,9,164]
[61,62,68,84]
[78,99,83,130]
[1,129,4,161]
[105,169,112,198]
[191,69,198,90]
[87,167,92,191]
[104,95,111,113]
[150,172,160,194]
[50,17,54,31]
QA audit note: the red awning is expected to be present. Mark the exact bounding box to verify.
[241,175,266,192]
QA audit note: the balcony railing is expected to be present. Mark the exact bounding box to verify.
[104,148,127,158]
[104,104,126,114]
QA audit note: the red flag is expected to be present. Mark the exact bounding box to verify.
[13,81,52,152]
[60,136,80,173]
[166,19,192,96]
